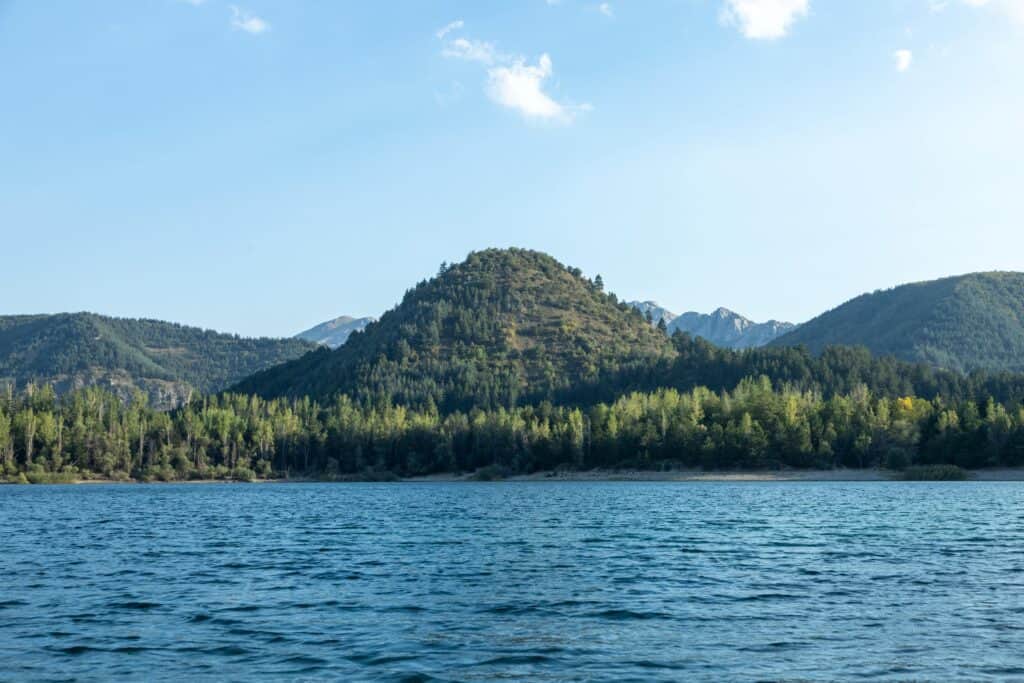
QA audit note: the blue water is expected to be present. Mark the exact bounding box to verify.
[3,482,1024,681]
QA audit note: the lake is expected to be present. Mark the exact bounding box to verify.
[2,482,1024,681]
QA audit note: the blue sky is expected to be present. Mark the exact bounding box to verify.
[2,0,1022,337]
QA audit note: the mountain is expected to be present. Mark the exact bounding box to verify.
[667,308,796,349]
[0,313,317,408]
[769,272,1024,373]
[627,301,677,325]
[627,301,793,348]
[296,315,375,349]
[235,248,676,411]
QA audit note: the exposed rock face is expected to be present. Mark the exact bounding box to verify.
[627,301,677,325]
[629,302,794,349]
[295,316,375,349]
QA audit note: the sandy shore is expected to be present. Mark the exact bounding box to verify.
[406,468,1024,482]
[404,469,892,483]
[5,468,1024,485]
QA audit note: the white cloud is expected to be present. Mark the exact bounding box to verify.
[437,25,588,124]
[442,38,500,65]
[435,20,464,40]
[893,49,913,72]
[486,54,586,122]
[179,0,206,5]
[599,3,614,17]
[720,0,810,39]
[230,6,269,35]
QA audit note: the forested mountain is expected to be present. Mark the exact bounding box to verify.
[7,257,1024,482]
[295,315,375,349]
[770,272,1024,373]
[668,308,796,349]
[6,339,1024,483]
[235,249,677,411]
[0,313,316,409]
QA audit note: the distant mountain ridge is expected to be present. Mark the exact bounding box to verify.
[0,313,316,408]
[296,315,375,349]
[627,301,795,349]
[770,271,1024,373]
[628,301,677,325]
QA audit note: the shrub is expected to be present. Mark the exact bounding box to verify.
[902,465,969,481]
[230,467,257,482]
[471,464,512,481]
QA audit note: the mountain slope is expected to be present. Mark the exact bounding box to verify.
[296,315,375,349]
[0,313,316,408]
[769,272,1024,373]
[668,308,796,349]
[236,248,676,411]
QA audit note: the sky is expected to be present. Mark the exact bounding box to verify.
[2,0,1022,337]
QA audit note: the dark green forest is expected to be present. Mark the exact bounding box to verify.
[0,313,316,409]
[5,250,1024,482]
[234,249,676,411]
[3,375,1024,483]
[771,271,1024,373]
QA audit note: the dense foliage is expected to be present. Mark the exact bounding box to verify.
[770,272,1024,373]
[4,377,1024,482]
[236,249,676,412]
[237,250,1024,415]
[0,313,316,409]
[6,252,1024,482]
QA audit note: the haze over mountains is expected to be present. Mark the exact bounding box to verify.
[627,301,796,349]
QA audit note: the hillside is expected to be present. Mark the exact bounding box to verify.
[669,308,795,349]
[296,315,375,349]
[0,313,316,408]
[770,272,1024,373]
[235,248,677,411]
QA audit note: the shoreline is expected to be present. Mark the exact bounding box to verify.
[4,467,1024,485]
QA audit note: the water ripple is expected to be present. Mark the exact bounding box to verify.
[3,481,1024,680]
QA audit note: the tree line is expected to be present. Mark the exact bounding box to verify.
[3,376,1023,482]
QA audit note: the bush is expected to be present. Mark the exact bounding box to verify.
[254,459,272,478]
[883,447,912,471]
[902,465,969,481]
[471,464,512,481]
[230,467,257,482]
[24,469,78,484]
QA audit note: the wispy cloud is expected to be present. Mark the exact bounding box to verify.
[178,0,206,5]
[442,38,500,65]
[893,49,913,72]
[599,3,614,17]
[962,0,1024,24]
[437,22,589,123]
[230,5,269,35]
[435,19,464,40]
[932,0,1024,23]
[720,0,810,40]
